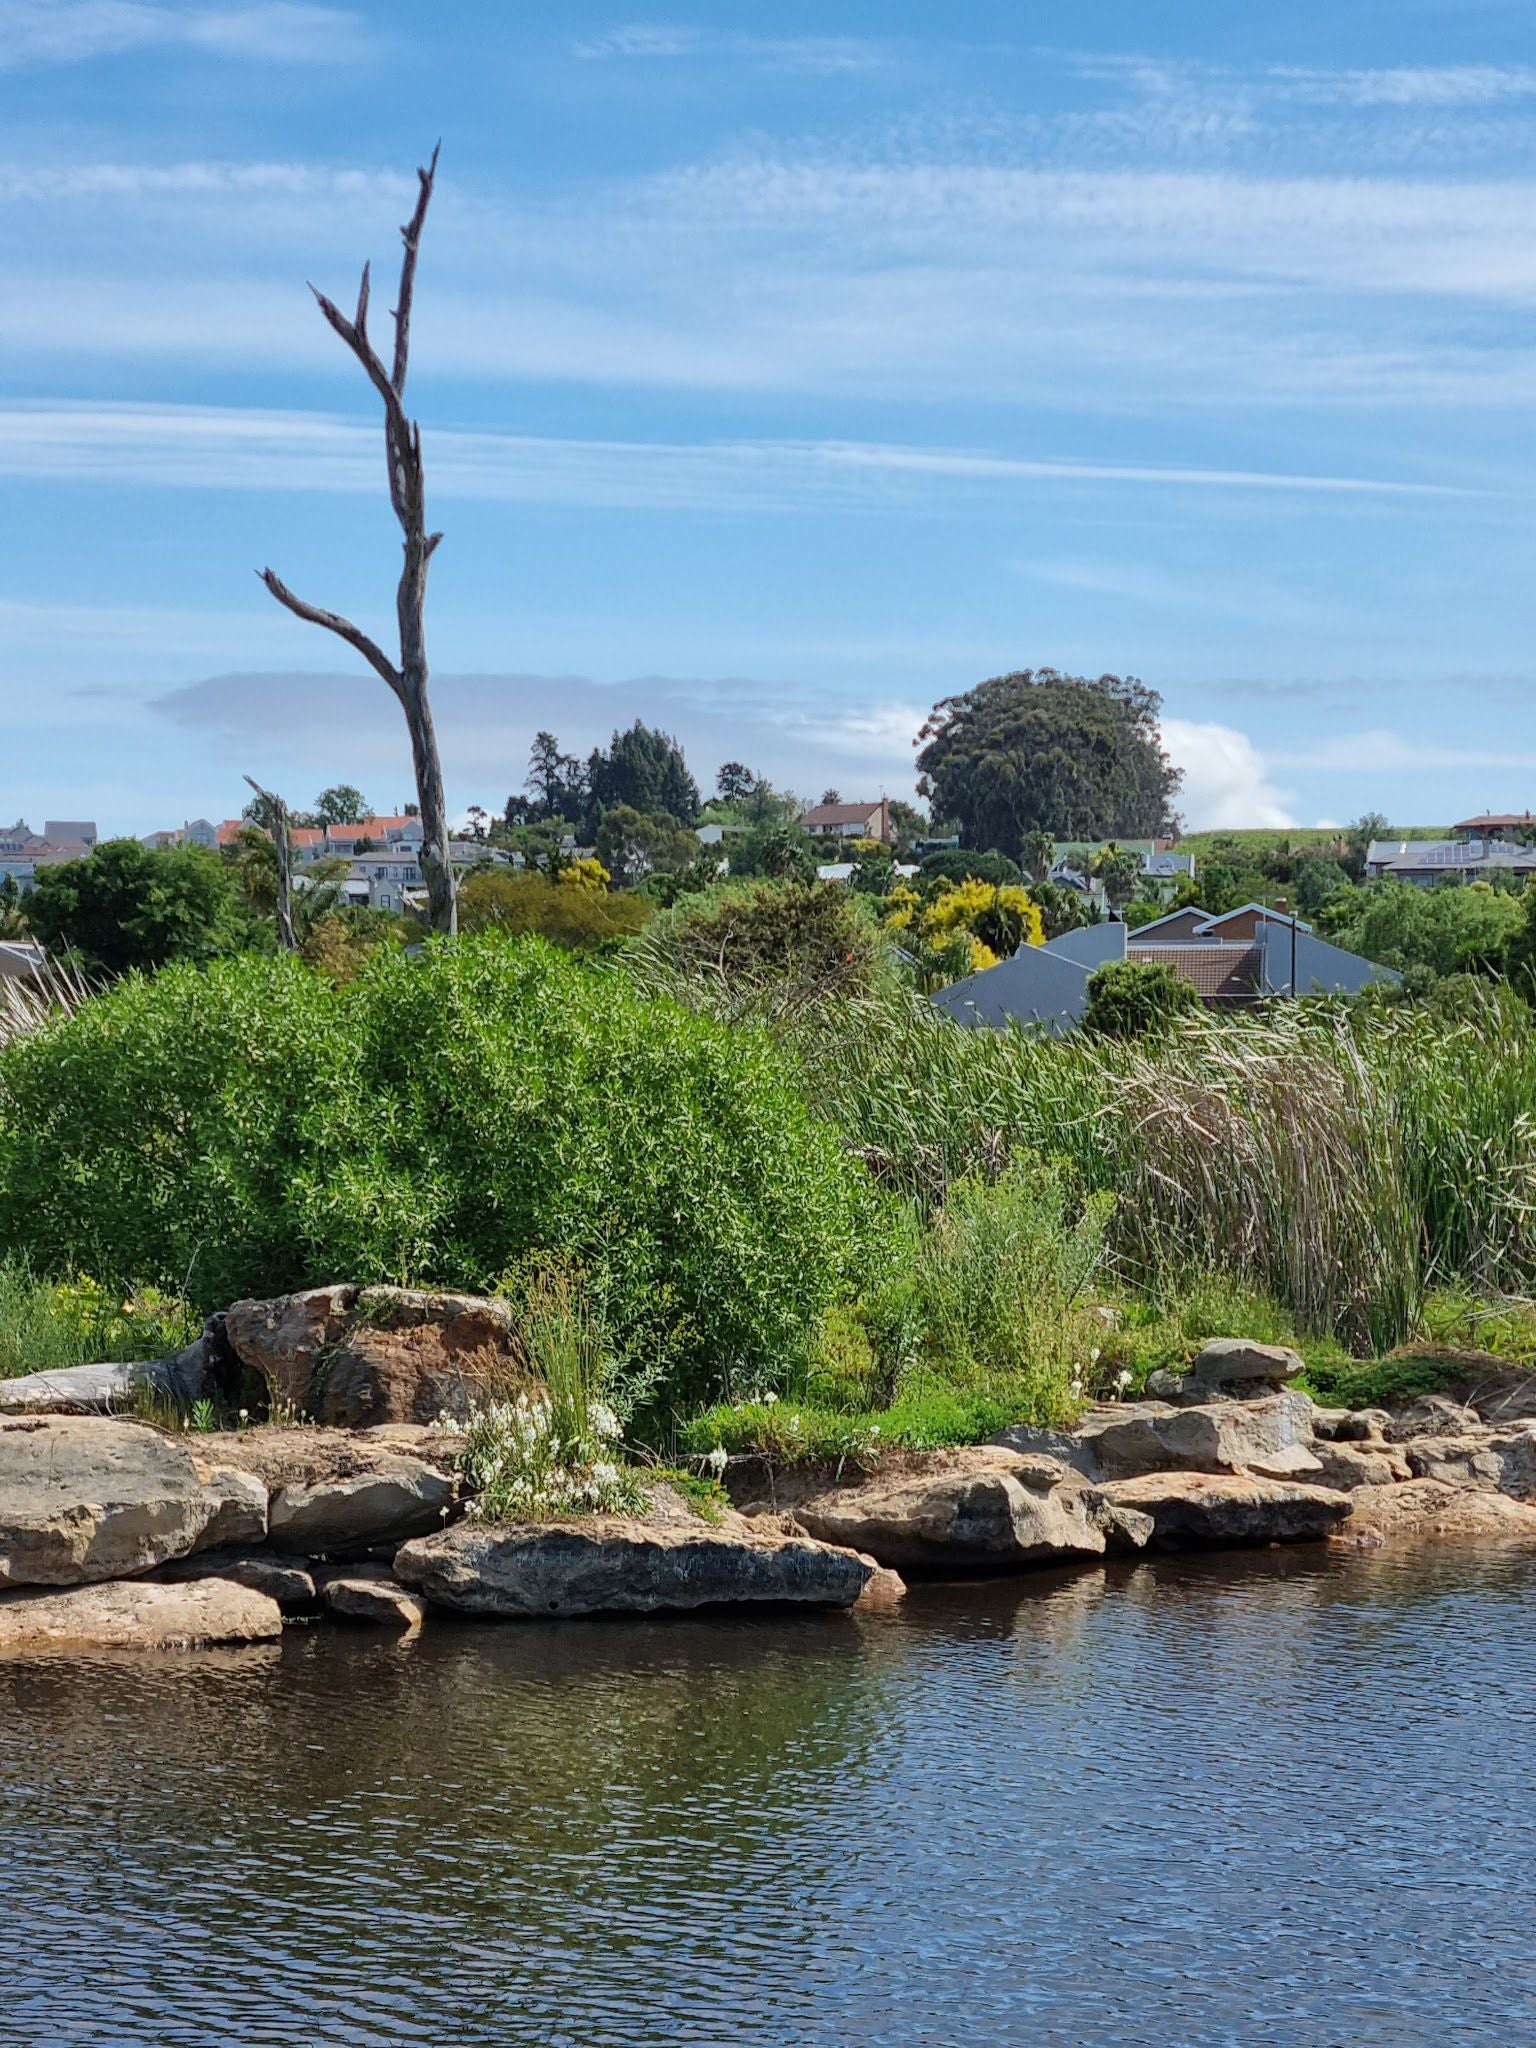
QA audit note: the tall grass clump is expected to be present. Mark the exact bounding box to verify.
[0,1260,195,1379]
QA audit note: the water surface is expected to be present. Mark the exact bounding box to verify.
[4,1545,1535,2047]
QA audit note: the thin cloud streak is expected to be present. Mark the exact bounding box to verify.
[0,2,366,70]
[0,403,1464,506]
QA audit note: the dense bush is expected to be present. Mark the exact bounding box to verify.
[1083,958,1200,1039]
[0,938,864,1407]
[457,868,652,950]
[631,880,886,1015]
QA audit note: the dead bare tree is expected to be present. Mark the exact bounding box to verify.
[259,143,456,935]
[243,775,297,952]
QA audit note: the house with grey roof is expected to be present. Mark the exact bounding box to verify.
[932,906,1396,1032]
[1364,838,1536,887]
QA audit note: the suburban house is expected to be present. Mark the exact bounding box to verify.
[800,799,896,845]
[1452,812,1536,844]
[141,819,219,850]
[0,820,99,890]
[1050,840,1196,906]
[1364,837,1536,887]
[932,904,1397,1034]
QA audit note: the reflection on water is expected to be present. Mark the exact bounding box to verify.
[4,1546,1536,2046]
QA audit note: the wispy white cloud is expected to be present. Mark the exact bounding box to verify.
[1161,718,1297,829]
[1272,63,1536,109]
[0,2,366,70]
[1277,728,1536,773]
[0,402,1462,507]
[571,24,886,73]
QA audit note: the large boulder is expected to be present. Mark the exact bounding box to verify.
[223,1285,520,1426]
[1101,1471,1352,1547]
[1188,1338,1304,1393]
[0,1416,235,1586]
[775,1447,1150,1570]
[396,1490,874,1617]
[0,1575,282,1653]
[1077,1391,1320,1481]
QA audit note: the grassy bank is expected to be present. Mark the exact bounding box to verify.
[1,935,1534,1463]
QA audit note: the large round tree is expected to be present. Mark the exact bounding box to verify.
[915,669,1181,858]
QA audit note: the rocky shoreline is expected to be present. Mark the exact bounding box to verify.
[3,1295,1536,1654]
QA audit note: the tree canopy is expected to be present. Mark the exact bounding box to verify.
[586,721,700,826]
[26,839,244,976]
[915,669,1181,859]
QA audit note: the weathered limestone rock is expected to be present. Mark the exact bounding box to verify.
[396,1494,874,1617]
[1101,1471,1352,1547]
[1340,1479,1536,1546]
[223,1285,520,1426]
[192,1465,269,1550]
[1311,1441,1411,1491]
[155,1548,318,1611]
[1310,1407,1392,1444]
[853,1562,908,1611]
[0,1416,224,1586]
[0,1575,282,1653]
[1404,1434,1509,1491]
[187,1425,459,1557]
[1383,1395,1484,1443]
[1078,1391,1320,1481]
[1187,1338,1305,1393]
[320,1568,428,1629]
[778,1448,1151,1570]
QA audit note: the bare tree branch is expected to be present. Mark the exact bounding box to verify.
[257,569,401,693]
[258,143,456,935]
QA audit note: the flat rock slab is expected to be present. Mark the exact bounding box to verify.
[192,1426,458,1557]
[782,1446,1149,1570]
[1340,1479,1536,1546]
[396,1511,873,1618]
[1102,1472,1352,1547]
[0,1576,282,1654]
[0,1416,228,1587]
[1187,1338,1304,1392]
[1080,1392,1320,1482]
[321,1569,427,1629]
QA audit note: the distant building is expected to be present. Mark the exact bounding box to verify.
[0,819,99,890]
[931,904,1396,1033]
[1452,813,1536,844]
[1365,838,1536,888]
[1050,840,1196,907]
[800,800,895,845]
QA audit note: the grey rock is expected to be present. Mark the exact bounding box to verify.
[1342,1478,1536,1546]
[157,1549,318,1611]
[1187,1338,1305,1392]
[1311,1441,1411,1491]
[0,1575,282,1654]
[1078,1391,1320,1481]
[1311,1407,1392,1444]
[0,1340,208,1417]
[1101,1471,1352,1547]
[0,1416,222,1586]
[268,1458,456,1556]
[1383,1396,1484,1443]
[193,1465,268,1550]
[320,1568,427,1629]
[784,1448,1150,1570]
[1404,1434,1508,1491]
[987,1422,1102,1478]
[397,1502,873,1617]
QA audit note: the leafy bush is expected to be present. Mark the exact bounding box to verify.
[631,880,886,1016]
[0,938,865,1407]
[1083,958,1199,1039]
[26,838,248,976]
[916,849,1021,890]
[457,869,652,950]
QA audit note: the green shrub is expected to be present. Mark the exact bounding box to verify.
[0,1261,196,1379]
[1083,958,1200,1039]
[0,937,865,1408]
[0,956,340,1308]
[630,880,886,1017]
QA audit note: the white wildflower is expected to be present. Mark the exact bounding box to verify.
[762,1391,780,1407]
[705,1445,729,1477]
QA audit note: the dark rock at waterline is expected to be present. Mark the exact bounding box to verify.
[155,1547,319,1612]
[396,1491,874,1618]
[319,1567,427,1630]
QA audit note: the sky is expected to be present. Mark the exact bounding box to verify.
[5,0,1536,837]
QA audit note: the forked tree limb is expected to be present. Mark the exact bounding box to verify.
[258,143,456,935]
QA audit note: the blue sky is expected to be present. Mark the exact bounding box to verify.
[5,0,1536,836]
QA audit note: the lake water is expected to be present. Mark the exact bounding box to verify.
[4,1545,1535,2047]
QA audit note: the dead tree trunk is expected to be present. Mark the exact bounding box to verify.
[243,775,297,952]
[259,144,456,935]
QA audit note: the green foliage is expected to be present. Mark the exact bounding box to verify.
[585,720,700,827]
[1328,879,1526,978]
[631,880,886,1016]
[0,1261,195,1379]
[0,955,340,1309]
[26,839,247,977]
[313,785,370,826]
[1299,1351,1475,1413]
[915,669,1181,858]
[680,1388,1023,1465]
[1506,886,1536,997]
[1083,958,1200,1039]
[457,869,653,950]
[916,848,1022,890]
[593,804,701,887]
[0,938,864,1407]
